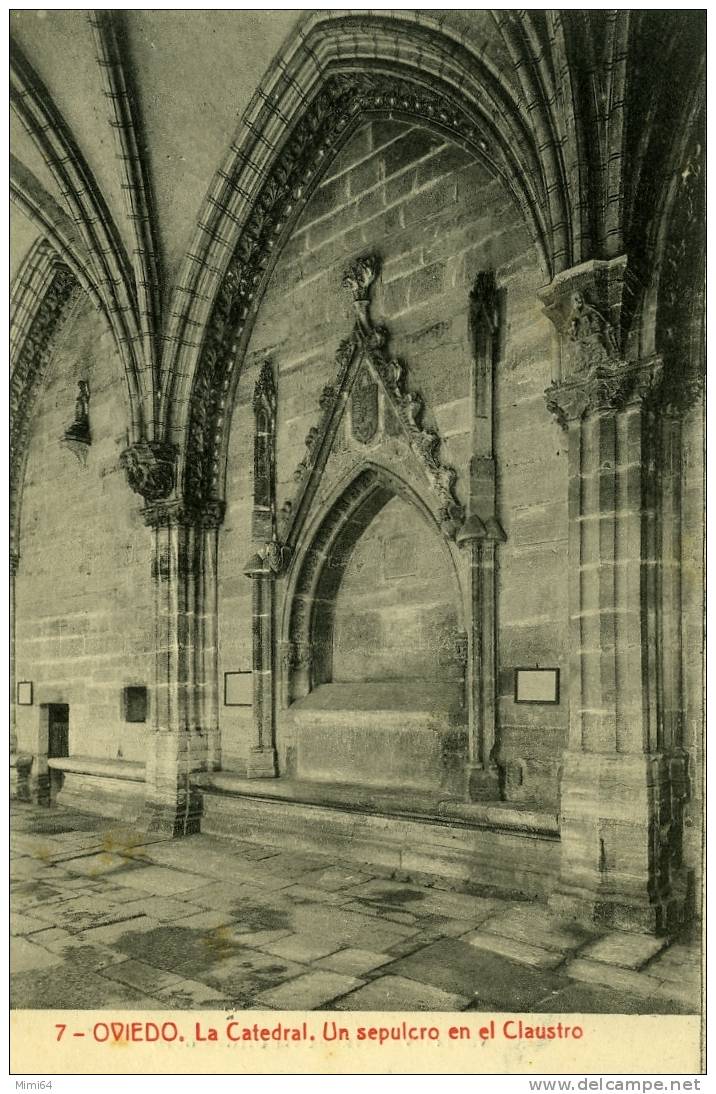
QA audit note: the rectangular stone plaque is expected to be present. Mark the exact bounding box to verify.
[514,667,560,704]
[224,671,252,706]
[16,681,33,706]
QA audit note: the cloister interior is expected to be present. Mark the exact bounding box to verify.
[10,9,704,1006]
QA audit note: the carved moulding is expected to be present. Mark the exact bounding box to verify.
[544,356,664,430]
[184,69,509,511]
[120,441,178,502]
[252,360,278,541]
[278,254,464,547]
[656,136,705,413]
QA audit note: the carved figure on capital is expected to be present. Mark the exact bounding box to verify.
[120,441,177,502]
[566,291,619,370]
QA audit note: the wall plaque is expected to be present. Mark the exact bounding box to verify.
[514,667,560,704]
[17,681,33,706]
[224,671,253,707]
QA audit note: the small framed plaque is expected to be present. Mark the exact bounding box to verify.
[514,667,560,705]
[17,681,33,706]
[224,671,252,707]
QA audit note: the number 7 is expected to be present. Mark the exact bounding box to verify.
[55,1024,66,1041]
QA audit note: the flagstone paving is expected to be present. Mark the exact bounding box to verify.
[10,801,702,1014]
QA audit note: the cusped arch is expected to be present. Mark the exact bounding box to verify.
[280,462,466,705]
[166,11,571,510]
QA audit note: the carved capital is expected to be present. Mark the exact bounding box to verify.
[143,497,226,530]
[539,257,629,379]
[545,357,664,429]
[120,441,177,502]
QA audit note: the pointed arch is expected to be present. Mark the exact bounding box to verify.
[10,36,146,439]
[280,462,465,703]
[90,10,163,412]
[10,155,103,316]
[165,11,570,510]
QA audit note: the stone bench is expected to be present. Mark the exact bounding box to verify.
[47,755,145,820]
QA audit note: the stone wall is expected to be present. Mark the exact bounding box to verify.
[14,299,153,764]
[332,495,461,684]
[221,119,568,802]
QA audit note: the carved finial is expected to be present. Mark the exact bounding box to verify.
[342,255,385,344]
[342,254,379,302]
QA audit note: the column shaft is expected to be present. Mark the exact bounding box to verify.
[245,558,278,777]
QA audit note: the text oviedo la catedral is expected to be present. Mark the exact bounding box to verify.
[82,1018,584,1045]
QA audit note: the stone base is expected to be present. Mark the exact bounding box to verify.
[245,747,278,779]
[548,884,684,936]
[10,752,32,801]
[198,776,559,898]
[465,762,501,802]
[139,788,203,837]
[30,773,50,807]
[554,749,689,934]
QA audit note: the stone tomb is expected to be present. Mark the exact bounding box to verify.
[285,493,467,793]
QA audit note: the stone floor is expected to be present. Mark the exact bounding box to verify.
[11,801,702,1013]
